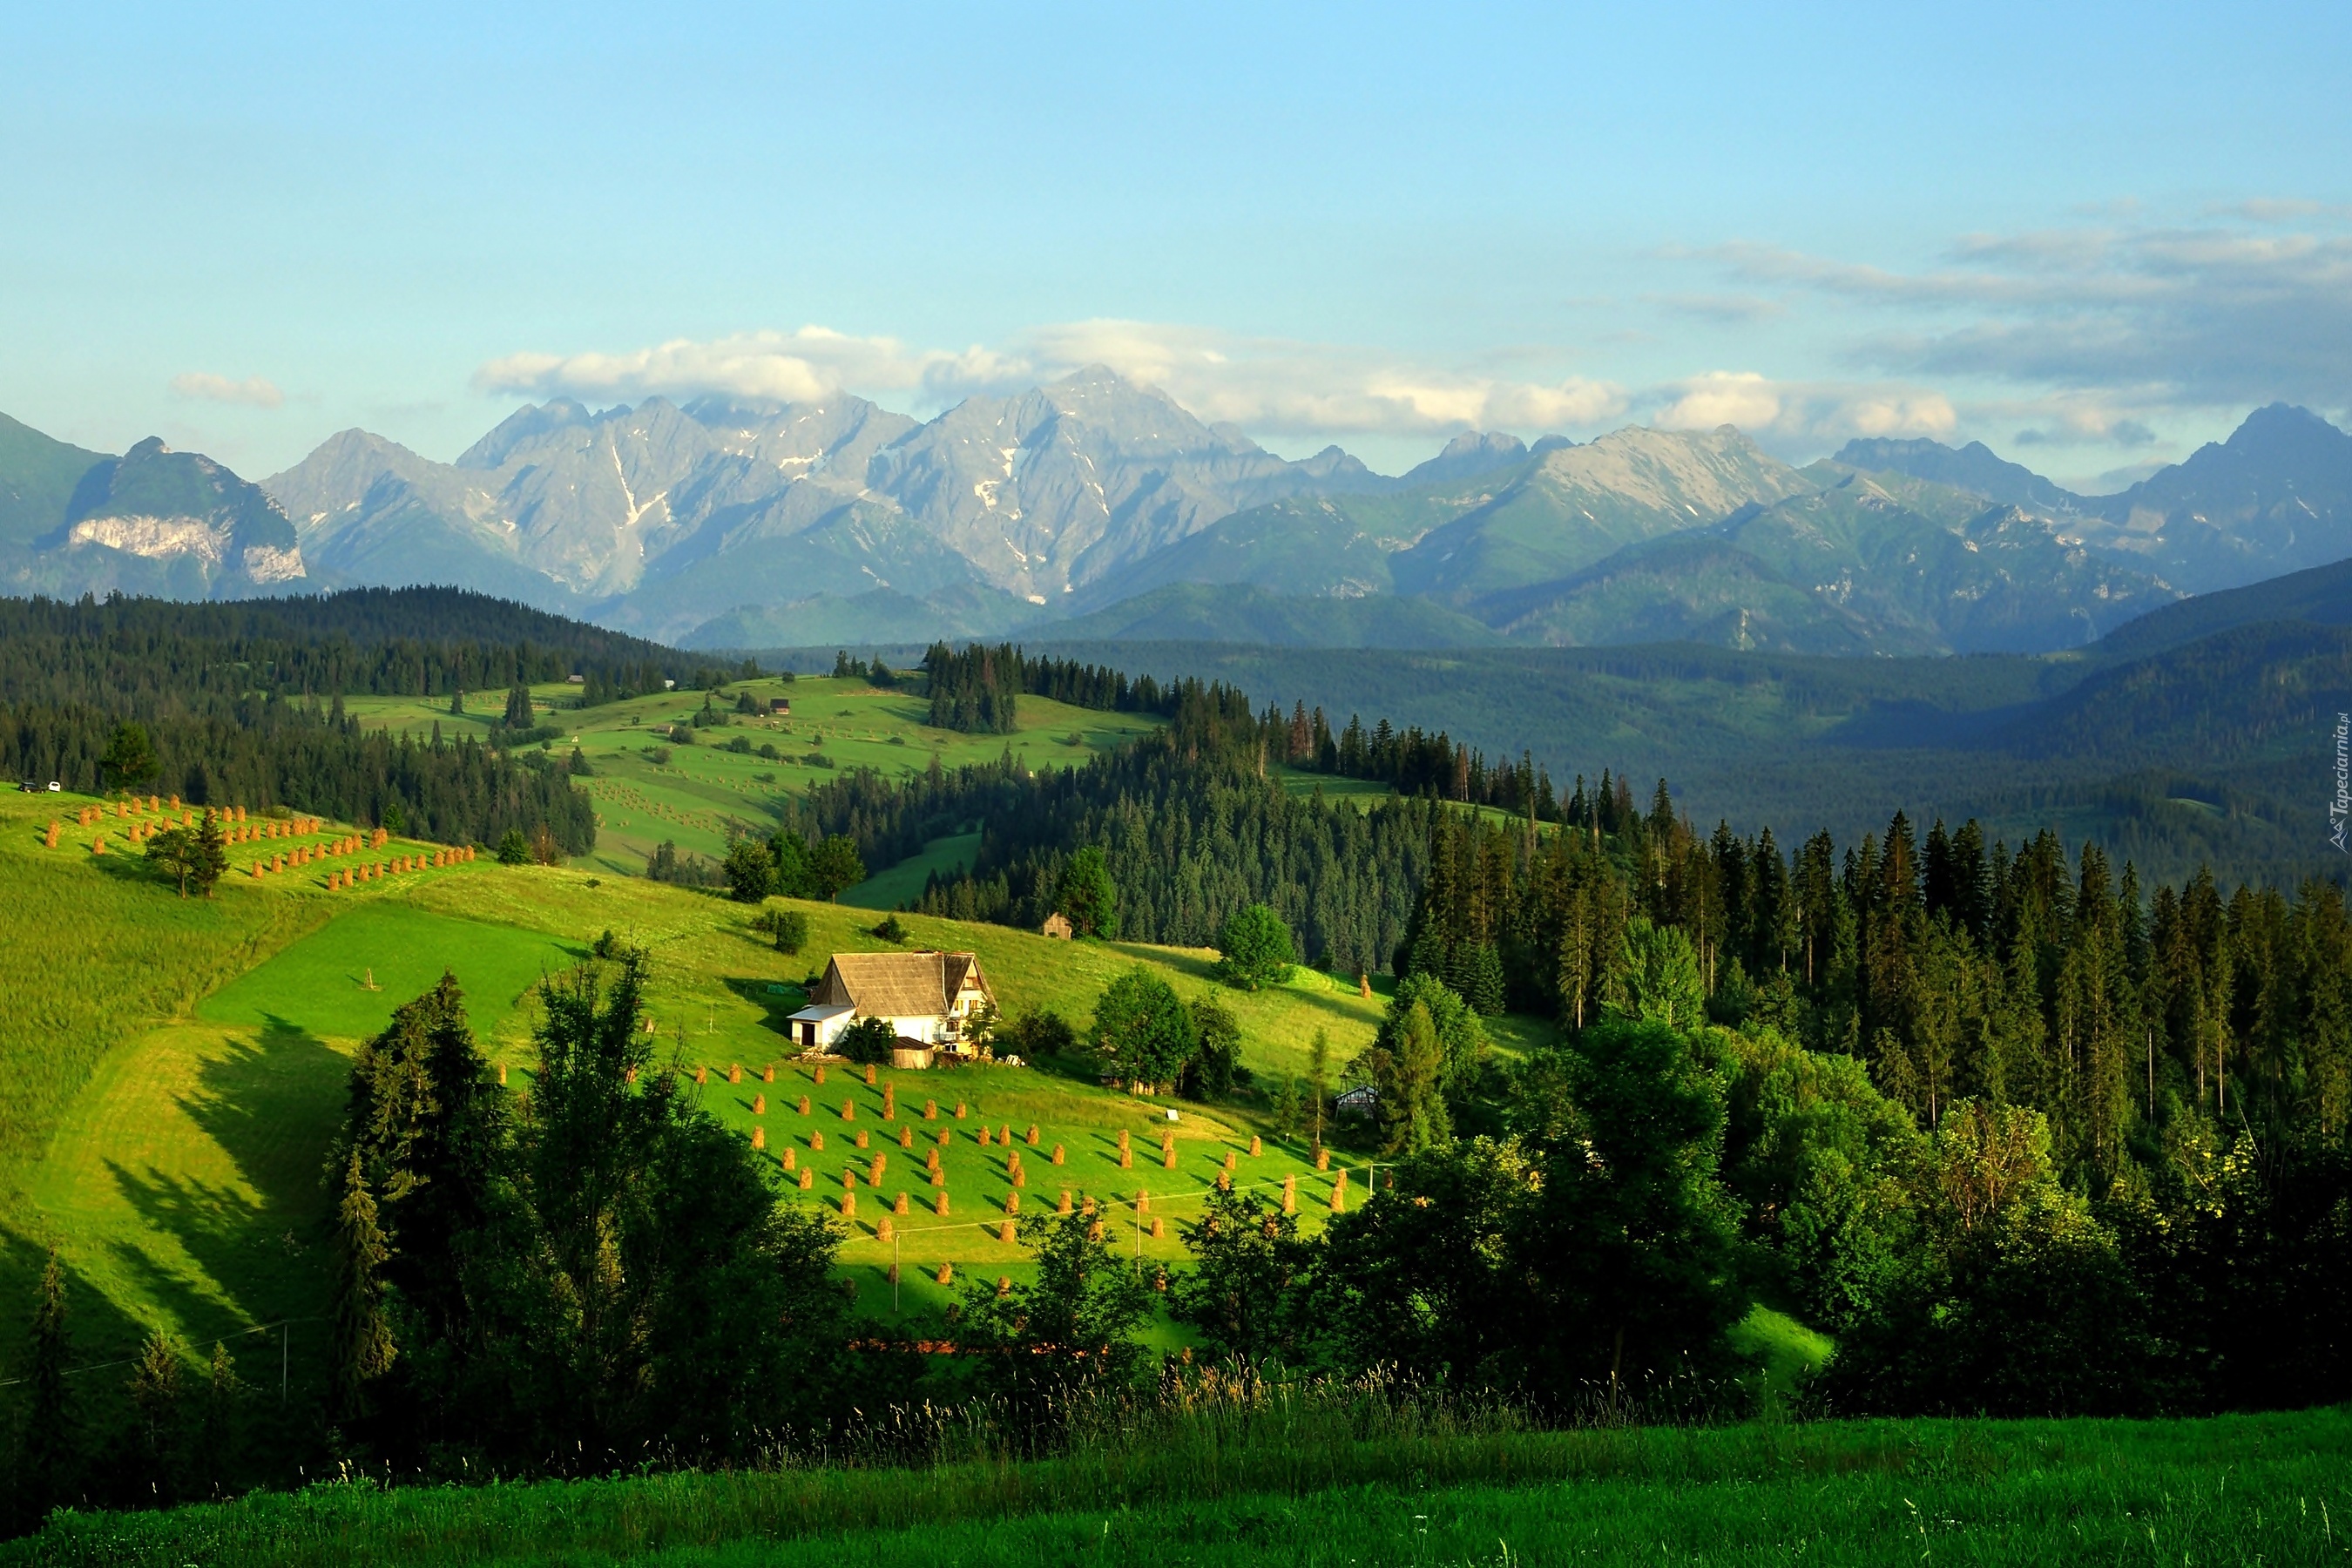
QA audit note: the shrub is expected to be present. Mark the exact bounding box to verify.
[752,908,809,955]
[871,914,909,943]
[1003,1009,1078,1059]
[840,1016,897,1065]
[496,828,531,866]
[724,838,776,902]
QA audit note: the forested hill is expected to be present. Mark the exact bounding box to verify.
[958,627,2342,889]
[788,666,2350,1267]
[0,588,713,851]
[2091,554,2352,660]
[0,586,692,703]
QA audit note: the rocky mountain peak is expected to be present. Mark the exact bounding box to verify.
[1403,430,1530,487]
[456,397,593,469]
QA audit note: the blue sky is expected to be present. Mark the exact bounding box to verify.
[3,1,2347,487]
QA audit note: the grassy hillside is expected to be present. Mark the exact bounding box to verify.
[0,788,530,1375]
[0,785,1432,1373]
[14,1403,2345,1567]
[341,672,1161,876]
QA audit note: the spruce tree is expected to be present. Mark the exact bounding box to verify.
[195,1341,246,1499]
[341,974,504,1355]
[503,683,534,730]
[1467,941,1506,1017]
[330,1152,396,1422]
[190,808,227,896]
[124,1330,186,1501]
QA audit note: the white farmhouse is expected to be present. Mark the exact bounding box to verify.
[785,950,997,1064]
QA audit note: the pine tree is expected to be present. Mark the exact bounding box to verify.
[330,1151,395,1421]
[503,683,534,730]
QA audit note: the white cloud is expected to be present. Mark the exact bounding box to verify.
[473,328,980,406]
[475,318,1629,443]
[1651,371,1956,443]
[168,372,284,409]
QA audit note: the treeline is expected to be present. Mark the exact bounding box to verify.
[1273,700,1569,818]
[0,591,629,848]
[0,700,594,852]
[796,682,1436,977]
[0,588,693,707]
[807,661,2351,1182]
[920,641,1185,734]
[1398,790,2352,1176]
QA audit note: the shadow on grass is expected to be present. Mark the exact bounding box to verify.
[720,974,804,1036]
[110,1017,346,1355]
[0,1224,151,1371]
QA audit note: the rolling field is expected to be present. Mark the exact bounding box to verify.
[339,674,1160,878]
[0,785,1434,1375]
[0,788,527,1378]
[841,829,982,909]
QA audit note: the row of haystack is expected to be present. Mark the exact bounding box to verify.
[320,844,476,888]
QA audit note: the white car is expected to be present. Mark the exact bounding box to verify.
[47,781,60,792]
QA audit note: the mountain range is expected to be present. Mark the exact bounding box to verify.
[6,375,2352,656]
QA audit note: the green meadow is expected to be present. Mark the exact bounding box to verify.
[841,828,982,909]
[197,904,585,1046]
[339,674,1160,878]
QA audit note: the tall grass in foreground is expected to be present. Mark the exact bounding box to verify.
[10,1383,2349,1568]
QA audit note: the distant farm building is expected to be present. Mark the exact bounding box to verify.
[770,697,791,716]
[565,672,585,684]
[1335,1084,1379,1118]
[1041,912,1073,940]
[786,950,997,1064]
